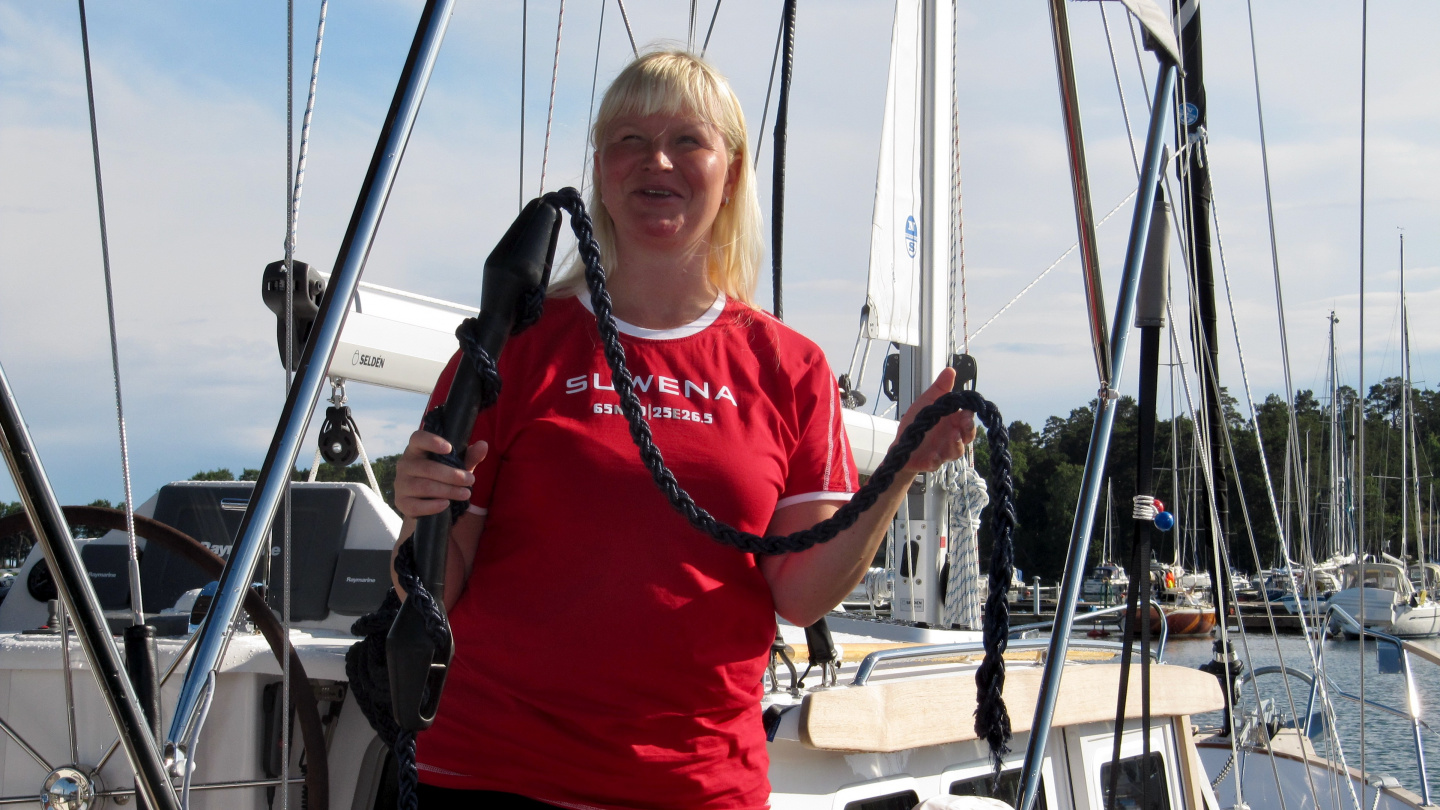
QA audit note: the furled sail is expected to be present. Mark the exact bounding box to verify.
[864,0,925,346]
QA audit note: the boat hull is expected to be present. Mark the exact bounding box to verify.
[1130,605,1218,638]
[1327,588,1440,638]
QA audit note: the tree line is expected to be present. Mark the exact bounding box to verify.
[0,459,400,568]
[973,377,1439,583]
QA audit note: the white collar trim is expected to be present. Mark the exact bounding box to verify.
[580,291,727,340]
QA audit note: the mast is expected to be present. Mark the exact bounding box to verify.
[1104,480,1113,563]
[1400,234,1408,562]
[1282,429,1293,563]
[1172,0,1230,588]
[1016,7,1179,801]
[1402,236,1423,565]
[1328,312,1341,558]
[889,0,954,627]
[1304,430,1314,565]
[1169,316,1181,567]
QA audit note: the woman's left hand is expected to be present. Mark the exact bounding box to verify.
[896,367,977,473]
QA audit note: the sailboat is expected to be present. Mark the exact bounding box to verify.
[0,2,1238,809]
[1,2,1436,810]
[1081,484,1129,607]
[1325,237,1440,640]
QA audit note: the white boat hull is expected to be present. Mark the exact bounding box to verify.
[1327,588,1440,638]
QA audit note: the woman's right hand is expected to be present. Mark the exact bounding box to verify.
[393,430,488,519]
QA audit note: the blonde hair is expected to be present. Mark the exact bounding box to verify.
[550,49,764,304]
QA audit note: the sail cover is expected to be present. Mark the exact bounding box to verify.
[864,0,950,348]
[1117,0,1180,67]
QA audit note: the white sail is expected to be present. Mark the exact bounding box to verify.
[863,0,927,347]
[862,0,961,628]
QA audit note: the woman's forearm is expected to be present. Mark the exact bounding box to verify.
[391,512,486,611]
[760,472,916,626]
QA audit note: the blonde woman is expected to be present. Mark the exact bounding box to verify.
[393,50,973,809]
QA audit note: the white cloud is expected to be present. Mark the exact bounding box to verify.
[0,0,1436,509]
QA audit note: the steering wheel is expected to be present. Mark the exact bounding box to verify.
[0,505,330,810]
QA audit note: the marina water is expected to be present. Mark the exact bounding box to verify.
[1165,634,1440,798]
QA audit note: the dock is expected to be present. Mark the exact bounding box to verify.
[1007,602,1322,636]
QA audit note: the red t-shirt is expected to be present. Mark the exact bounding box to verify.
[415,293,858,809]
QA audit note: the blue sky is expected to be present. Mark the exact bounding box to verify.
[0,0,1436,507]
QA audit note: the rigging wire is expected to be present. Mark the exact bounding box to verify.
[180,671,218,810]
[967,189,1136,343]
[75,0,144,628]
[539,0,567,195]
[289,0,329,258]
[701,0,723,57]
[770,0,797,319]
[1155,111,1342,806]
[1126,11,1150,113]
[520,0,528,210]
[1357,4,1369,804]
[286,19,329,751]
[579,0,606,198]
[948,0,967,355]
[1244,0,1308,559]
[1161,26,1251,808]
[1165,298,1342,810]
[281,1,295,806]
[752,14,785,170]
[1155,14,1321,798]
[614,0,639,57]
[688,0,697,51]
[1098,1,1140,178]
[1157,152,1336,807]
[1206,189,1328,810]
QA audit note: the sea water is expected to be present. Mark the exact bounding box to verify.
[1162,633,1440,800]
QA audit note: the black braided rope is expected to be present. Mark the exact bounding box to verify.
[978,470,1015,772]
[344,539,445,810]
[420,318,506,522]
[344,588,402,750]
[347,302,522,810]
[541,186,1017,766]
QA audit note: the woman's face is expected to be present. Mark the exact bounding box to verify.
[597,110,739,259]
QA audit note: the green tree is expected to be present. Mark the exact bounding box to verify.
[188,455,400,511]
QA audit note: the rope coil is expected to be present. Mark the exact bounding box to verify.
[348,187,1020,796]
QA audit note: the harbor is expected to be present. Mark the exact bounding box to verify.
[1007,597,1323,635]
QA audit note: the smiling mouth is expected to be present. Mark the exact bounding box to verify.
[638,188,679,198]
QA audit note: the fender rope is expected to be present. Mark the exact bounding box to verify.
[346,188,1020,801]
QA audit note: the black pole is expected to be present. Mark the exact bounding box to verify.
[1104,188,1167,809]
[124,624,160,736]
[1134,333,1159,810]
[387,198,560,732]
[1103,338,1161,810]
[770,0,797,320]
[0,363,179,810]
[1171,0,1231,610]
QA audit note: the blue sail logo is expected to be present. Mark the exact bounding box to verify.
[904,215,918,258]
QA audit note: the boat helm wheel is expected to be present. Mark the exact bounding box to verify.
[0,506,330,810]
[41,766,97,810]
